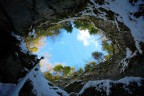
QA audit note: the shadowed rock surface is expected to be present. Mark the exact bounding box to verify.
[0,0,144,96]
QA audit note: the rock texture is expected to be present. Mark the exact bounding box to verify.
[0,0,88,83]
[0,0,144,96]
[0,0,88,95]
[0,0,88,35]
[79,79,144,96]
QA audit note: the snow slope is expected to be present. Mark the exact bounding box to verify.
[28,67,69,96]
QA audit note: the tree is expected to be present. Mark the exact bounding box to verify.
[92,51,104,63]
[44,71,53,80]
[84,61,97,72]
[77,68,84,74]
[25,36,46,53]
[25,24,63,52]
[29,47,38,53]
[102,40,113,60]
[44,71,60,82]
[53,64,63,76]
[63,66,71,77]
[102,41,113,55]
[74,19,98,35]
[71,67,75,73]
[63,21,73,33]
[104,54,111,60]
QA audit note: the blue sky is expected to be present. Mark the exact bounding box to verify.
[35,27,107,72]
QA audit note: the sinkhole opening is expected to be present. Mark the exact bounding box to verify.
[25,19,113,82]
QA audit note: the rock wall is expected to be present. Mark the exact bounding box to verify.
[0,0,144,96]
[0,0,88,83]
[0,0,88,35]
[0,0,88,95]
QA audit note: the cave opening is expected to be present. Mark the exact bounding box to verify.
[25,19,113,82]
[0,0,144,95]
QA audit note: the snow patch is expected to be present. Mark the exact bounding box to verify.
[135,40,143,54]
[119,48,137,72]
[9,65,69,96]
[118,77,143,87]
[114,18,120,31]
[0,83,16,96]
[29,67,69,96]
[12,33,28,53]
[65,80,82,88]
[29,29,36,37]
[78,77,144,96]
[10,65,39,96]
[126,48,133,58]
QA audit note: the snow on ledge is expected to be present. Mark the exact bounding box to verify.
[119,48,138,72]
[90,0,144,53]
[78,77,144,96]
[11,33,28,54]
[0,83,16,96]
[64,80,82,88]
[28,28,37,38]
[29,67,69,96]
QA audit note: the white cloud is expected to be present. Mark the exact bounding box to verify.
[77,29,99,47]
[39,53,53,72]
[94,41,98,47]
[40,58,53,72]
[39,53,66,72]
[77,30,91,46]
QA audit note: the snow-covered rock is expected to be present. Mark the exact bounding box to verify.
[78,77,144,96]
[8,65,69,96]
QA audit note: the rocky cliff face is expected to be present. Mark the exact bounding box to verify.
[0,0,144,96]
[0,0,88,35]
[0,0,88,95]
